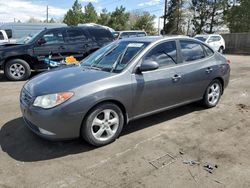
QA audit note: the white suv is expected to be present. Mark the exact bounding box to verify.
[194,34,225,53]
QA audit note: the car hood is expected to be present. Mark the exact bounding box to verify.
[24,66,115,96]
[0,43,28,50]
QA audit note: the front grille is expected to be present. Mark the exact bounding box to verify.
[21,89,33,105]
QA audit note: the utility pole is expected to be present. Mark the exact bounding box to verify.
[163,0,168,32]
[46,5,49,23]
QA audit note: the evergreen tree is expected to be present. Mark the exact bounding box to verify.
[164,0,184,34]
[84,2,98,23]
[132,12,156,34]
[108,6,130,30]
[97,9,111,26]
[63,0,84,26]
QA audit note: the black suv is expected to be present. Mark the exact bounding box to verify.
[0,26,114,81]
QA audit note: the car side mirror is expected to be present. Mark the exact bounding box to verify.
[138,60,159,72]
[37,38,46,45]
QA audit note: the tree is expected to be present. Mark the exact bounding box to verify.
[132,12,156,34]
[225,0,250,32]
[98,9,111,26]
[190,0,228,34]
[108,6,130,30]
[84,2,98,23]
[164,0,184,34]
[63,0,84,26]
[190,0,211,34]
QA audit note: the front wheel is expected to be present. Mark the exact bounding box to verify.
[81,103,124,146]
[203,80,222,108]
[4,59,31,81]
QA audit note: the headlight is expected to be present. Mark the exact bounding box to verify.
[33,92,74,109]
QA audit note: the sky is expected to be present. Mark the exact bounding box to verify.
[0,0,165,23]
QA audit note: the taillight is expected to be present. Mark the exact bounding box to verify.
[227,59,231,64]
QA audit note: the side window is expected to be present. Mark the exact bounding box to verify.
[90,29,113,41]
[180,40,206,62]
[208,36,221,42]
[66,29,87,42]
[202,44,214,57]
[137,32,146,37]
[145,41,177,67]
[0,32,4,40]
[41,31,64,44]
[128,32,137,38]
[120,33,128,39]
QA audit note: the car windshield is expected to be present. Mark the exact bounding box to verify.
[16,32,41,44]
[81,41,149,73]
[195,36,208,42]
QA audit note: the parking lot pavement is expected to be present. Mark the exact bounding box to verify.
[0,55,250,188]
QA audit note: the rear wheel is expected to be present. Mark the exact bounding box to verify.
[203,80,222,108]
[4,59,31,81]
[81,103,124,146]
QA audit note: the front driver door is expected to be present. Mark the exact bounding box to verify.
[33,29,66,65]
[131,41,182,118]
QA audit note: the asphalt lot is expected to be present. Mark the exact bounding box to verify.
[0,55,250,188]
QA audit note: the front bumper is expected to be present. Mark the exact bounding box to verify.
[20,93,84,140]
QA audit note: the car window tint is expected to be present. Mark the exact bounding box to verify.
[145,41,177,67]
[90,28,113,41]
[120,33,129,39]
[67,29,87,42]
[42,31,64,44]
[209,36,221,42]
[203,44,214,57]
[180,40,206,62]
[128,32,137,38]
[137,32,146,37]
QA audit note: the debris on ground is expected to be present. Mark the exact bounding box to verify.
[183,160,200,166]
[203,163,218,174]
[149,153,176,169]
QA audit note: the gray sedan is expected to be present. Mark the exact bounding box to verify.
[20,36,230,146]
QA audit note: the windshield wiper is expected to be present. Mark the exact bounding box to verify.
[162,51,177,64]
[110,46,129,73]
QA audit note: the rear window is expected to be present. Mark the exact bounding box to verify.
[195,36,208,42]
[137,32,146,37]
[180,40,206,62]
[66,29,87,42]
[89,28,113,41]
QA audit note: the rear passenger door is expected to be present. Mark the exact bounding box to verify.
[64,28,91,60]
[174,40,215,102]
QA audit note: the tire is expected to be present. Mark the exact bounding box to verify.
[81,103,124,146]
[203,79,223,108]
[218,46,224,54]
[4,59,31,81]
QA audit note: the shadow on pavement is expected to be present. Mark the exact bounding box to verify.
[0,103,204,162]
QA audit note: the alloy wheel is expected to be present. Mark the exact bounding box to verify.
[91,109,119,142]
[9,63,26,79]
[207,83,220,105]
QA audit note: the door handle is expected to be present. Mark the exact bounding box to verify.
[206,67,213,74]
[172,74,182,82]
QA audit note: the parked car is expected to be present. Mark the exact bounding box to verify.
[112,30,147,40]
[194,34,225,53]
[0,29,16,44]
[0,26,114,81]
[20,36,230,146]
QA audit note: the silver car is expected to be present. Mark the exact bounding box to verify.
[20,36,230,146]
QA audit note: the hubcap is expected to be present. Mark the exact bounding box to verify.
[91,109,119,141]
[9,63,25,78]
[207,83,220,105]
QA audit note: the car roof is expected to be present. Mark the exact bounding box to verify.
[120,35,190,43]
[117,30,147,33]
[45,25,109,31]
[195,34,221,37]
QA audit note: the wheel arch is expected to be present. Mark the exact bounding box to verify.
[80,99,128,136]
[3,55,34,69]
